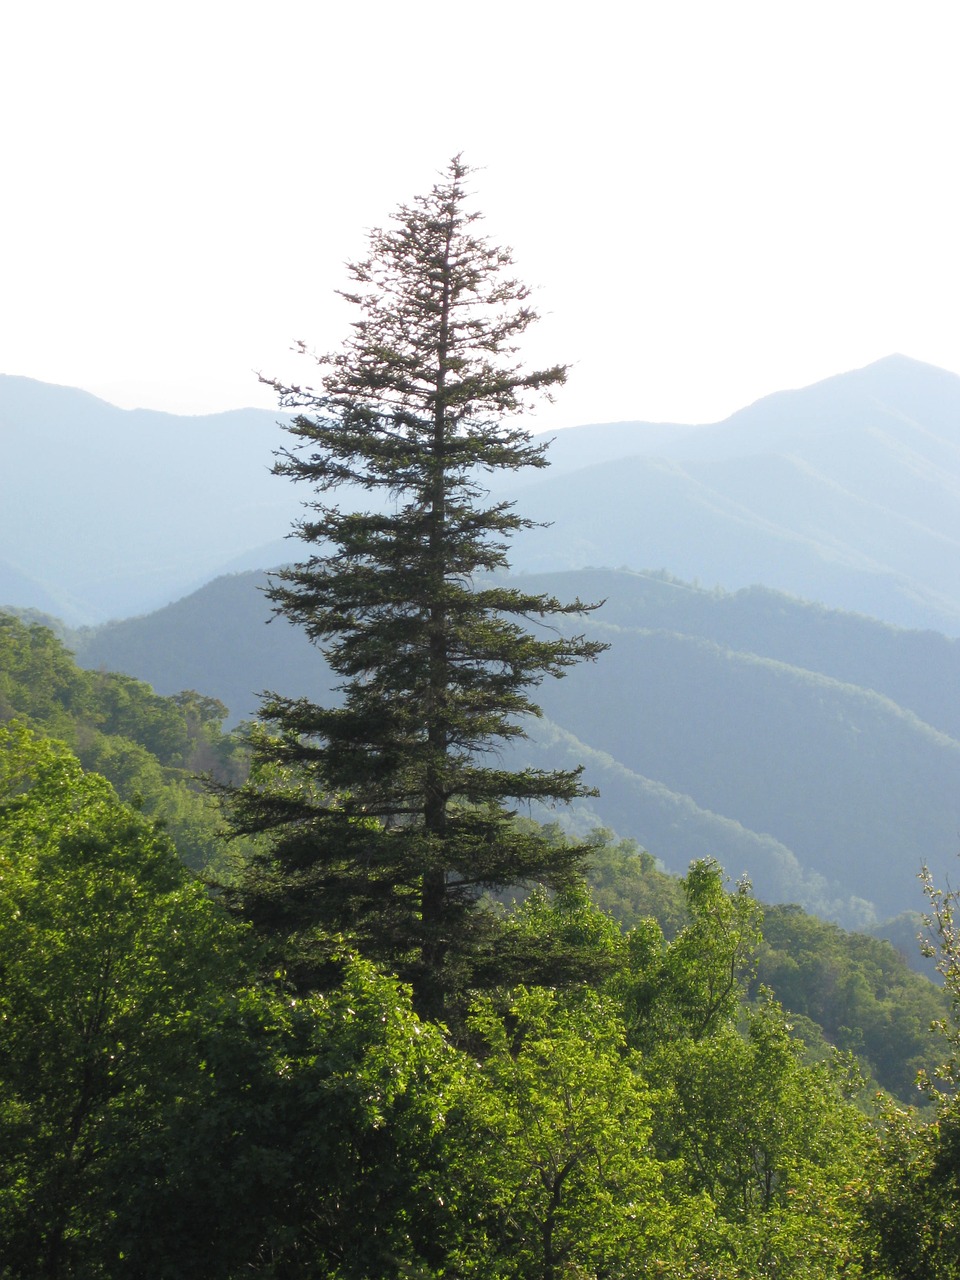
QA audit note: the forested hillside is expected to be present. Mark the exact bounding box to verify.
[70,567,960,928]
[0,612,249,876]
[0,609,948,1104]
[3,710,959,1276]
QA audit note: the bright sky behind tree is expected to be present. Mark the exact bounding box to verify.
[3,0,959,429]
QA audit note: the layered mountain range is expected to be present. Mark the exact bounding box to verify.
[5,354,960,630]
[499,354,960,634]
[66,565,960,929]
[5,354,960,926]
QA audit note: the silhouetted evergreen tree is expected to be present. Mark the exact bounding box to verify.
[227,158,606,1017]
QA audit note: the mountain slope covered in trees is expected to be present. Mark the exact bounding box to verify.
[0,609,949,1104]
[0,611,248,876]
[66,567,960,926]
[6,705,959,1276]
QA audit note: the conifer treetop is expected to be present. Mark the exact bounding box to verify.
[229,158,608,1017]
[263,156,568,497]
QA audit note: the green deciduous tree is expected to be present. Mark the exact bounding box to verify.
[0,612,249,876]
[0,722,244,1279]
[866,864,960,1279]
[112,959,464,1280]
[227,158,606,1017]
[0,725,463,1278]
[647,1000,875,1279]
[919,862,960,1093]
[752,902,947,1101]
[449,986,703,1280]
[610,862,877,1277]
[619,859,762,1052]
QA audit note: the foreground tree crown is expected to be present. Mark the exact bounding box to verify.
[227,158,607,1016]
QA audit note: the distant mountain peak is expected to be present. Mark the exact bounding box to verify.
[859,351,951,373]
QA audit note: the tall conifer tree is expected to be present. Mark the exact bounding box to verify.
[228,158,606,1016]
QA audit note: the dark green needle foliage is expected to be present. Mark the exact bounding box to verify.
[227,158,606,1017]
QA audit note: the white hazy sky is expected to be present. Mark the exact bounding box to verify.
[3,0,959,429]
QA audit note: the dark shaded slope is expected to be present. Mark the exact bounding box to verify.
[531,618,960,921]
[75,567,960,924]
[510,719,858,920]
[75,571,334,722]
[511,568,960,742]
